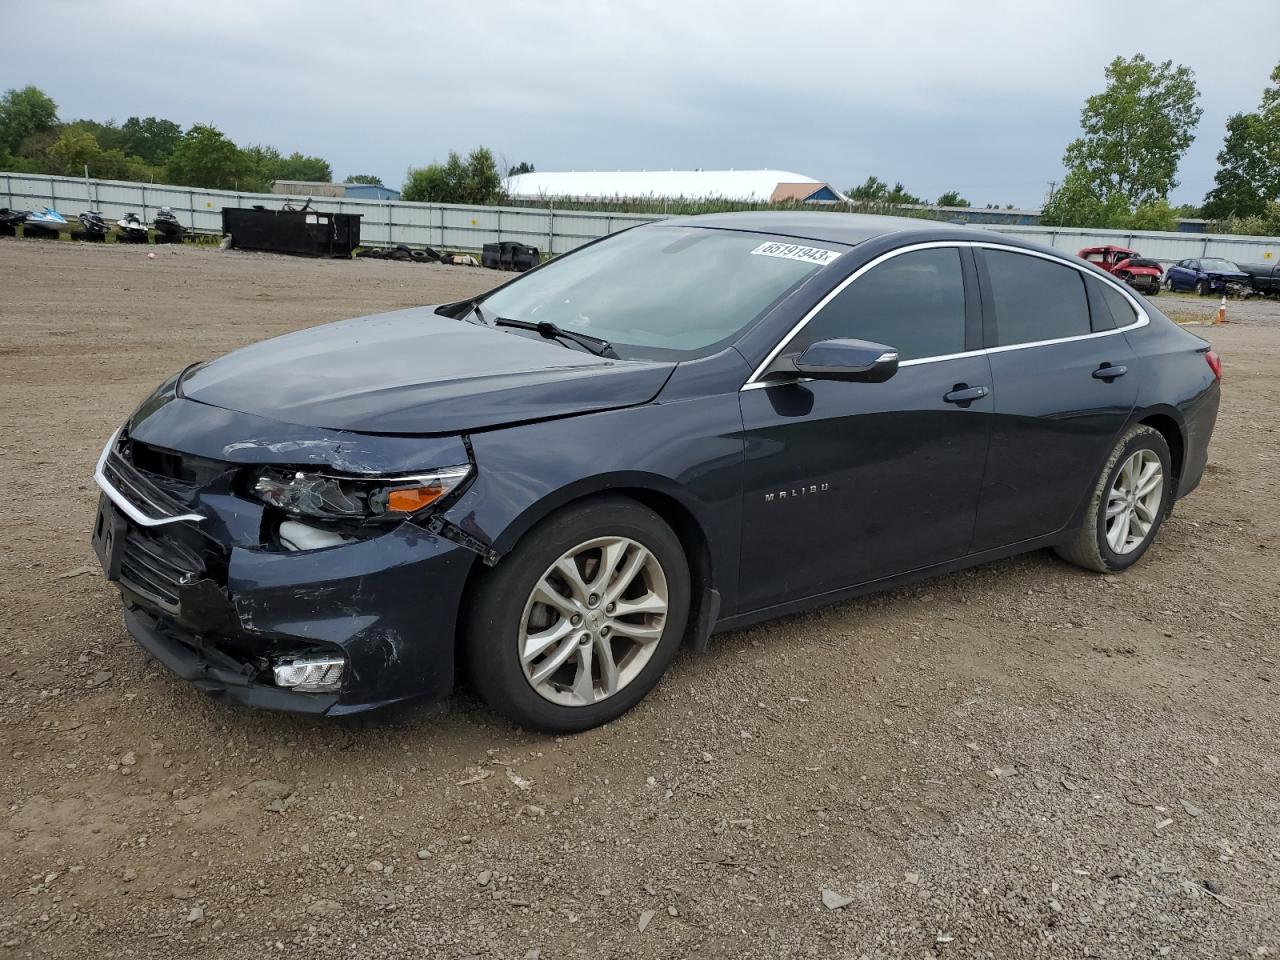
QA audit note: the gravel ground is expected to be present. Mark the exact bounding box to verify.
[1,239,1278,959]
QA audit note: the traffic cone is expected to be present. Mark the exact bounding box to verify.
[1213,296,1228,325]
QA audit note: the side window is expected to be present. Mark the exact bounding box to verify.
[985,250,1090,346]
[1097,280,1139,328]
[797,248,967,361]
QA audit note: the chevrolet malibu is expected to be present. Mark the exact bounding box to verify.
[92,213,1221,732]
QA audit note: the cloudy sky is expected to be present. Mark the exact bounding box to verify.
[6,0,1277,208]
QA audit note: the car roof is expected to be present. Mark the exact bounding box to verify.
[661,210,1010,248]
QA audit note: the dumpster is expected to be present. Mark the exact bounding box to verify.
[222,206,361,257]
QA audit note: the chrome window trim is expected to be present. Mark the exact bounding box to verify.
[94,429,205,527]
[741,240,1149,391]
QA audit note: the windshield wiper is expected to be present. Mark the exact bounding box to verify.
[493,317,618,358]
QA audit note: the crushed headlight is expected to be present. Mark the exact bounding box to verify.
[250,464,471,521]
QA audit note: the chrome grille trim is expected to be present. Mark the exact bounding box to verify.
[94,429,204,527]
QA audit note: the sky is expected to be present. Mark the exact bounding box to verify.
[4,0,1277,209]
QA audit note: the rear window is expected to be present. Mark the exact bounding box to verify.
[985,250,1091,346]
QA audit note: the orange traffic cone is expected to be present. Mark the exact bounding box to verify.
[1213,296,1228,325]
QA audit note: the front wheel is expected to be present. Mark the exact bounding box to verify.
[1195,279,1211,296]
[1054,424,1172,573]
[465,496,690,732]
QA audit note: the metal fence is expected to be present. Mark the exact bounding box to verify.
[0,172,659,256]
[4,172,1279,265]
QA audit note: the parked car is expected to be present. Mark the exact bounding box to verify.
[1077,245,1162,295]
[92,213,1222,732]
[1165,257,1251,296]
[1239,261,1280,296]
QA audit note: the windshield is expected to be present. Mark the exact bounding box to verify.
[478,225,846,360]
[1201,258,1241,272]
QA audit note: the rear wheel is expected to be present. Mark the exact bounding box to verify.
[465,497,690,732]
[1054,425,1172,573]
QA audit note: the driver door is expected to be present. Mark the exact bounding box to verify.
[736,245,993,612]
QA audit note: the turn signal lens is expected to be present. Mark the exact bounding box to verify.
[386,486,445,513]
[1205,350,1222,381]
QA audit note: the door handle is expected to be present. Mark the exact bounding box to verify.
[943,384,989,405]
[1092,363,1128,381]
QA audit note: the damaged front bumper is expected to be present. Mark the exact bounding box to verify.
[98,491,475,714]
[93,391,484,715]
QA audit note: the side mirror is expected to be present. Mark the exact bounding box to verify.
[766,338,900,383]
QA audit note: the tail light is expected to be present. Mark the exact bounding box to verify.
[1205,350,1222,380]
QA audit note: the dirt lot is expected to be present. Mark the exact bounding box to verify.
[1,240,1278,959]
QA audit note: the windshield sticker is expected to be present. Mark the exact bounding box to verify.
[750,241,841,266]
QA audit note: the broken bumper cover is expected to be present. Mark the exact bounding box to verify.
[113,516,476,715]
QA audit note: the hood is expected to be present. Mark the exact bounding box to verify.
[1206,270,1249,280]
[179,307,676,435]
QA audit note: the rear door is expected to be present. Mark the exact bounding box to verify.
[737,245,992,611]
[970,247,1139,552]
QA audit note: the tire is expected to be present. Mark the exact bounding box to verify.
[1195,279,1210,296]
[465,496,691,733]
[1054,424,1173,573]
[1146,282,1159,296]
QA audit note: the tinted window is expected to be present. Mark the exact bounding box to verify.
[1097,280,1138,328]
[797,248,966,361]
[985,250,1090,346]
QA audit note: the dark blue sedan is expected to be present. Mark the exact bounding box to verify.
[92,213,1221,732]
[1165,257,1251,295]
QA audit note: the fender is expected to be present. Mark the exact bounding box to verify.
[441,393,748,618]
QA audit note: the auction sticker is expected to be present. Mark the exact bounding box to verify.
[750,241,841,266]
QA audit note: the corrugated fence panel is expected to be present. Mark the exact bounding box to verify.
[3,173,1277,264]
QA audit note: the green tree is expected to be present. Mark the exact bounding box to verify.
[120,116,182,166]
[245,144,332,186]
[0,85,58,154]
[1041,169,1129,226]
[847,176,889,201]
[344,173,384,185]
[45,127,104,176]
[402,147,501,204]
[507,160,535,177]
[68,118,126,152]
[1202,64,1280,220]
[935,191,969,208]
[165,124,253,190]
[1124,200,1178,231]
[1057,55,1202,214]
[275,152,332,183]
[884,182,922,205]
[845,176,921,205]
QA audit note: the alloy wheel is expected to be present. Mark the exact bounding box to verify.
[519,536,669,706]
[1105,449,1164,555]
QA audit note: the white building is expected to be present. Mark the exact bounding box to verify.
[502,169,847,204]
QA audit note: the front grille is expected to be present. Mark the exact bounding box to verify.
[97,434,203,526]
[120,529,204,613]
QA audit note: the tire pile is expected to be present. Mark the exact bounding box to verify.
[355,244,479,266]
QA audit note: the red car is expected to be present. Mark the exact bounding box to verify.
[1078,245,1162,296]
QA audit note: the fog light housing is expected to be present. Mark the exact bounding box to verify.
[272,655,346,693]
